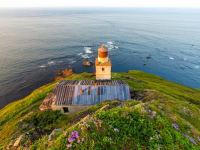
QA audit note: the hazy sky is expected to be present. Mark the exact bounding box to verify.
[0,0,200,8]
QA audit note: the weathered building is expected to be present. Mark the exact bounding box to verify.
[51,80,131,114]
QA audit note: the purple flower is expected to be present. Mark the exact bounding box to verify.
[126,116,130,119]
[187,131,191,134]
[75,134,79,138]
[109,125,113,127]
[81,127,84,130]
[68,138,75,143]
[181,132,188,138]
[99,121,102,124]
[197,136,200,142]
[101,128,104,130]
[86,124,90,127]
[189,138,197,145]
[150,137,153,140]
[172,123,179,130]
[109,137,112,140]
[64,132,67,135]
[66,144,72,147]
[81,138,84,141]
[71,132,75,136]
[77,140,80,143]
[74,131,79,134]
[114,128,119,132]
[158,106,162,109]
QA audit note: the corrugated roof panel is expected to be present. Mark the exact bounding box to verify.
[54,80,131,105]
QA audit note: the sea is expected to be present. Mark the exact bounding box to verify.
[0,7,200,109]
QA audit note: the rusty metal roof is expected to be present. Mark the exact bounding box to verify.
[54,80,131,105]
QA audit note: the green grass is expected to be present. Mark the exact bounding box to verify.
[1,70,200,149]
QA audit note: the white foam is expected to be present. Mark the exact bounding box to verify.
[84,47,92,53]
[169,57,174,60]
[183,57,188,61]
[69,60,76,64]
[107,41,114,45]
[39,65,46,69]
[81,54,90,59]
[78,53,83,56]
[47,61,55,65]
[114,46,119,49]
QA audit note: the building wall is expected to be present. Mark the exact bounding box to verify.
[96,65,111,80]
[51,104,91,114]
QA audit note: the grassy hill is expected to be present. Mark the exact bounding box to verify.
[0,71,200,149]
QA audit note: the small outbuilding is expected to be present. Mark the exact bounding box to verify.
[51,80,131,114]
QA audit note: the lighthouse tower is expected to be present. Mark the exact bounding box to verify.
[95,45,111,80]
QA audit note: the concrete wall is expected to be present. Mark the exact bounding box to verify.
[51,104,91,114]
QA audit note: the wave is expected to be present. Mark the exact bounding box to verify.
[84,47,92,53]
[169,57,174,60]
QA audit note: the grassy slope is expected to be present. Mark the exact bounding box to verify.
[0,71,200,149]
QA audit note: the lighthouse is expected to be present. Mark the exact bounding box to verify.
[95,45,111,80]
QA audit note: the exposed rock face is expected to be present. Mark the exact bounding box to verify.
[55,68,74,77]
[133,89,162,103]
[39,93,54,111]
[48,128,63,141]
[82,60,93,67]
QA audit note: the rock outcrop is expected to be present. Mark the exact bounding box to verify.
[55,68,74,77]
[82,60,93,67]
[39,93,54,111]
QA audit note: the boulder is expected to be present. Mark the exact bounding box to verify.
[14,134,25,147]
[55,68,74,77]
[82,60,93,67]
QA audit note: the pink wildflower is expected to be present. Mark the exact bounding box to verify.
[81,138,84,141]
[66,144,72,147]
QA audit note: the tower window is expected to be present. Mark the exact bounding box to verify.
[102,68,105,71]
[63,107,69,113]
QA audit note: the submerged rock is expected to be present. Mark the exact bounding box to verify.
[82,59,93,67]
[55,68,74,77]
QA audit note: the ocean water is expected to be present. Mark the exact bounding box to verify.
[0,7,200,109]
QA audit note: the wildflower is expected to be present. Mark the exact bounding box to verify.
[81,127,84,130]
[64,132,67,135]
[109,137,112,140]
[158,106,162,109]
[187,131,191,134]
[181,132,188,138]
[99,132,102,135]
[150,137,153,140]
[197,136,200,142]
[68,138,75,143]
[101,128,104,130]
[81,138,84,141]
[109,125,113,127]
[189,138,197,145]
[126,116,130,119]
[66,144,72,147]
[86,124,90,127]
[75,134,79,139]
[123,148,127,150]
[71,132,75,136]
[77,140,80,143]
[99,121,102,124]
[114,128,119,132]
[170,117,175,120]
[172,123,179,130]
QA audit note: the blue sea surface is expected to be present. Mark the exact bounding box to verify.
[0,7,200,109]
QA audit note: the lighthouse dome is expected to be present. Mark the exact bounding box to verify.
[98,45,108,52]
